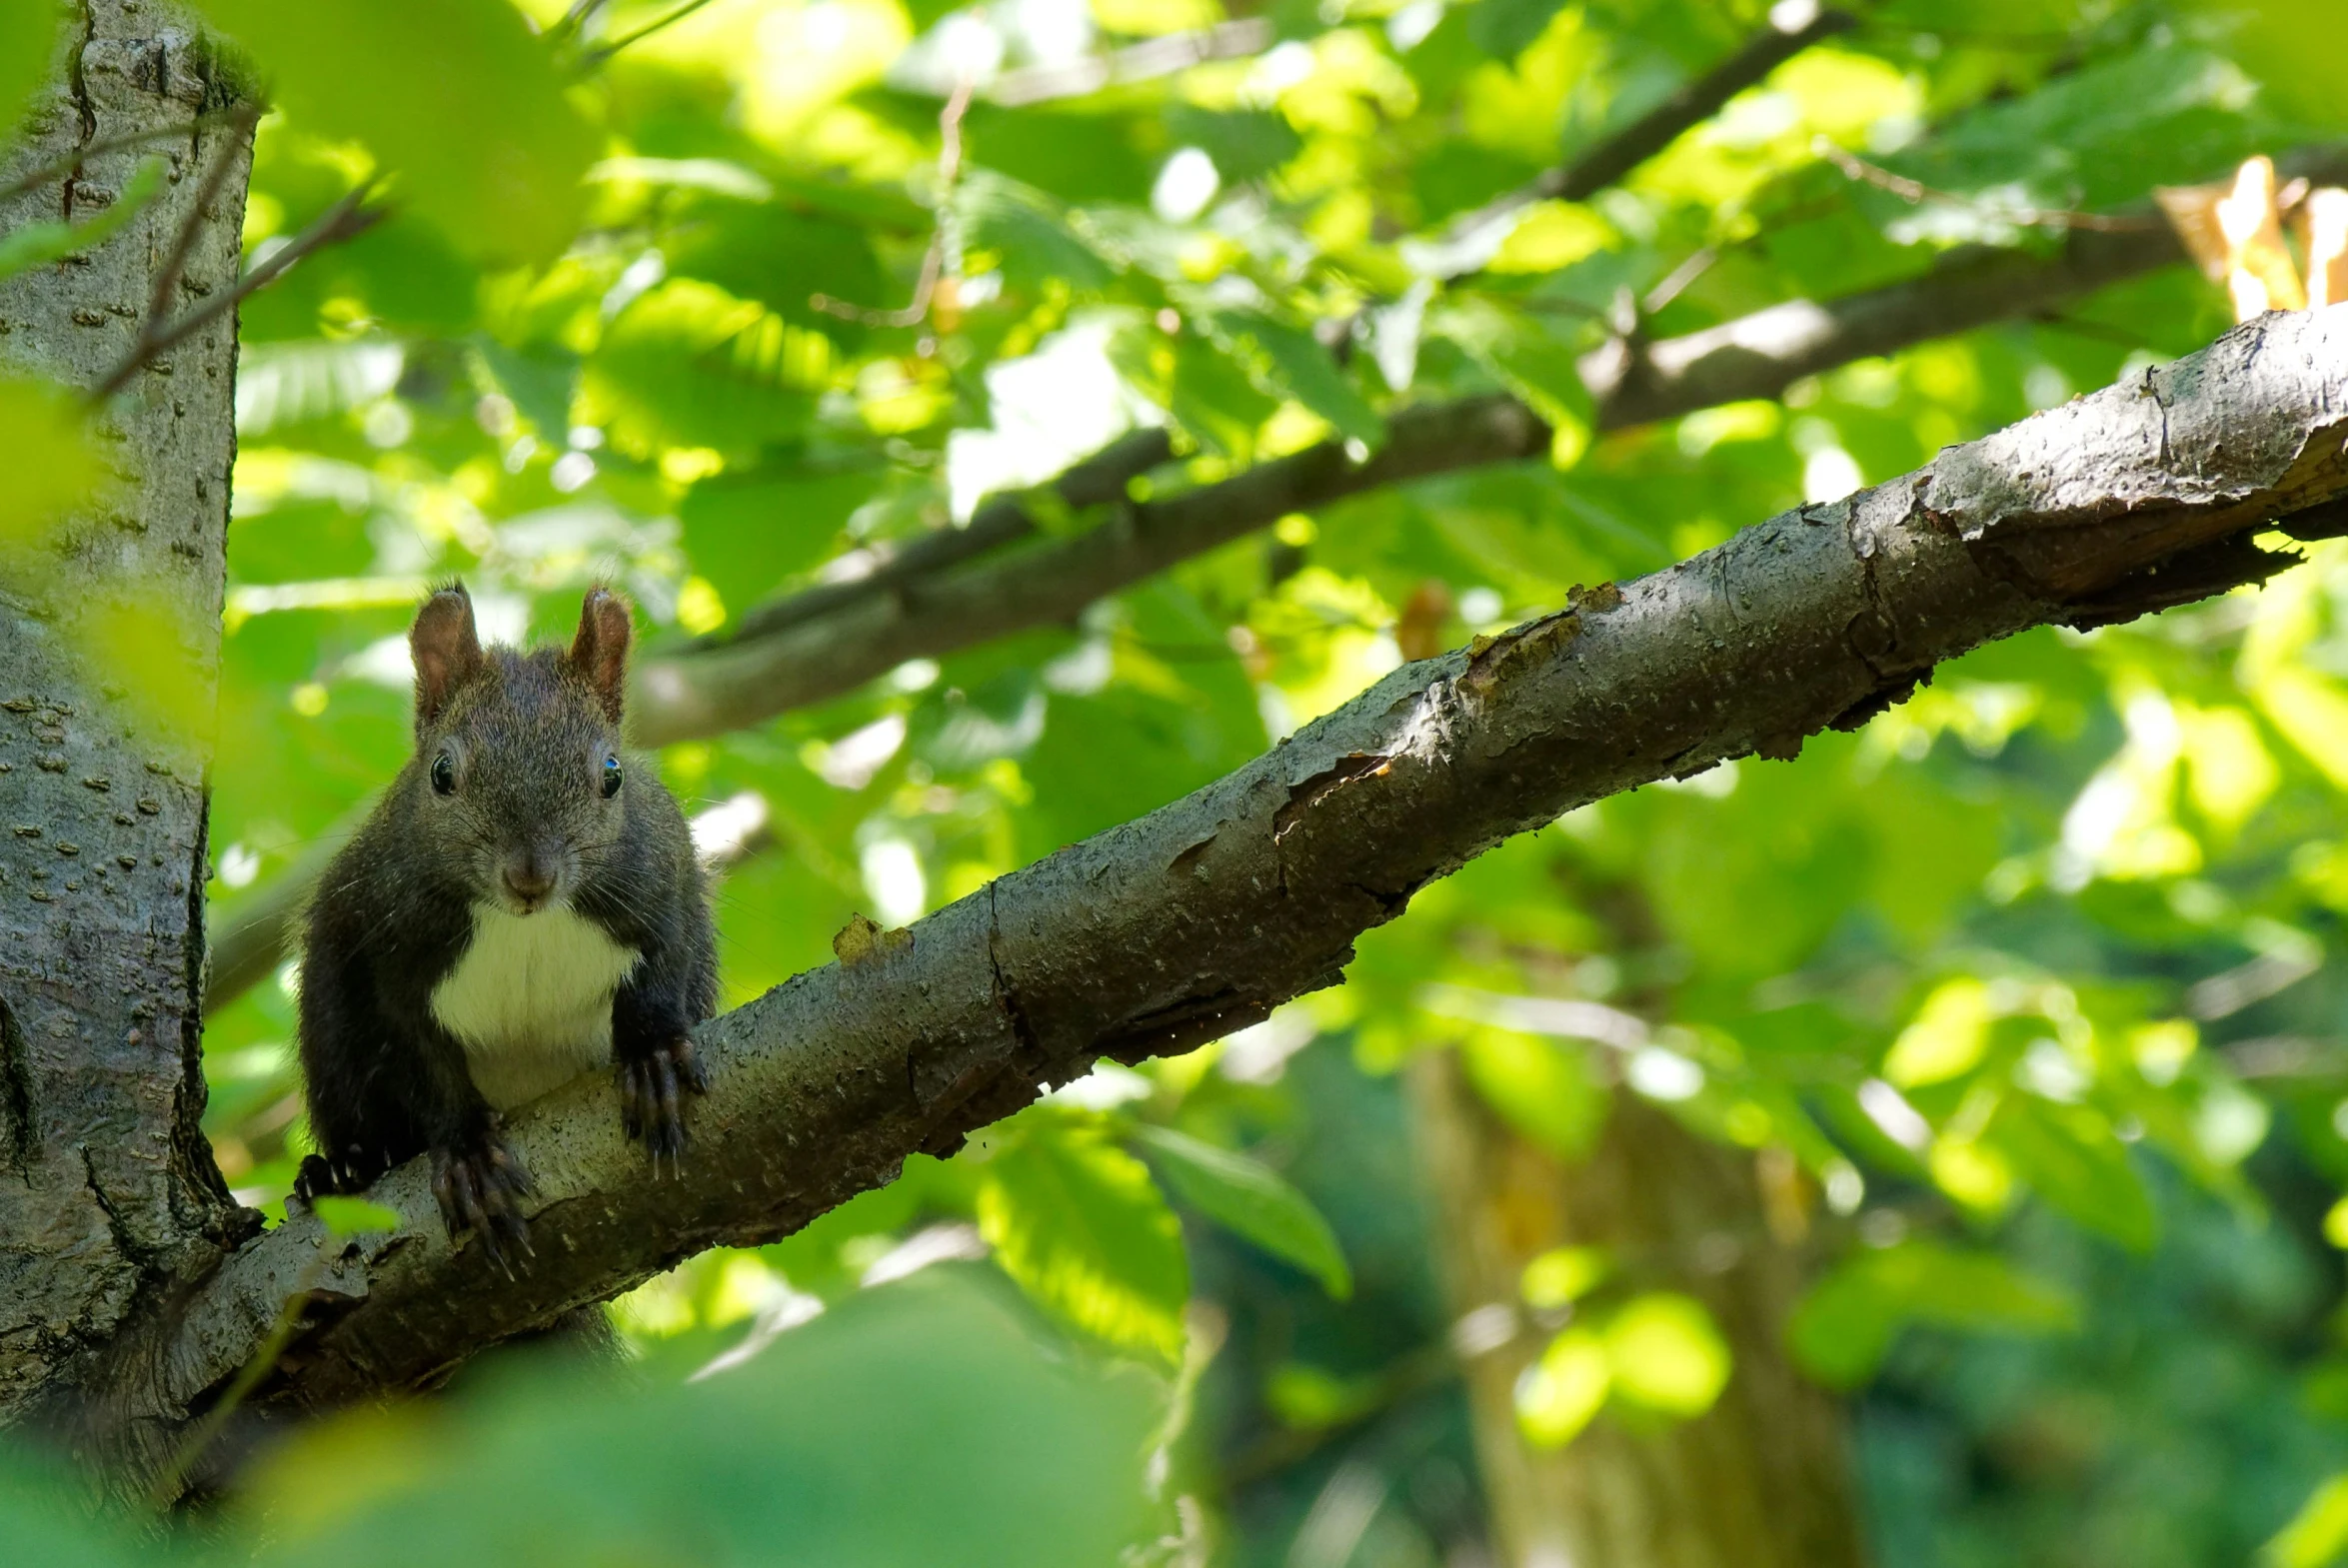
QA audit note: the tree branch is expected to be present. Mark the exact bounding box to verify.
[200,152,2348,1009]
[632,394,1549,742]
[165,308,2348,1444]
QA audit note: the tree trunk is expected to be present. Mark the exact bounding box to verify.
[1408,1053,1867,1568]
[0,1,252,1473]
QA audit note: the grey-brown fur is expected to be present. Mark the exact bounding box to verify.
[294,584,717,1264]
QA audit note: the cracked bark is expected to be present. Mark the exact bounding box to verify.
[0,1,253,1471]
[139,309,2348,1469]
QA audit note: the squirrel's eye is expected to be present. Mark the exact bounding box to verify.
[601,753,622,798]
[430,754,456,795]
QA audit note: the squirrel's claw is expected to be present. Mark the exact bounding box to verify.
[618,1037,707,1176]
[432,1132,535,1271]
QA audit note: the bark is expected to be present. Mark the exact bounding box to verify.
[141,309,2348,1459]
[0,2,252,1469]
[1409,1059,1863,1568]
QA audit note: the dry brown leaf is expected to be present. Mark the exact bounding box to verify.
[2297,187,2348,310]
[2158,155,2311,323]
[2216,155,2307,320]
[2154,179,2232,284]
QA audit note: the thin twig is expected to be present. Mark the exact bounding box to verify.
[1814,139,2159,233]
[1437,3,1858,258]
[582,0,722,64]
[1642,245,1717,315]
[811,77,976,329]
[0,110,246,204]
[984,18,1272,107]
[545,0,611,41]
[88,181,384,405]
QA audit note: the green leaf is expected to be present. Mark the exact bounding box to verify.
[0,0,60,142]
[234,338,405,436]
[1602,1293,1730,1417]
[1515,1326,1609,1447]
[1457,1026,1607,1159]
[977,1122,1188,1365]
[583,279,833,456]
[958,170,1118,294]
[2267,1475,2348,1568]
[191,0,596,263]
[1133,1124,1352,1299]
[0,157,166,284]
[0,375,98,546]
[679,464,879,606]
[663,203,889,347]
[1424,296,1591,461]
[240,1268,1169,1567]
[310,1195,403,1236]
[1788,1240,2079,1389]
[1520,1245,1610,1308]
[1200,309,1386,451]
[1994,1097,2160,1251]
[1882,976,1995,1087]
[0,1452,153,1568]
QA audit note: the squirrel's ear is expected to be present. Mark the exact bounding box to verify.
[567,587,632,725]
[410,585,483,732]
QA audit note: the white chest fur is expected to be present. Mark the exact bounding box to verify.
[430,903,641,1110]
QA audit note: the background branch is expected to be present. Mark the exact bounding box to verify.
[1440,3,1859,248]
[167,310,2348,1447]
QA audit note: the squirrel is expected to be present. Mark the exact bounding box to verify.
[293,583,718,1265]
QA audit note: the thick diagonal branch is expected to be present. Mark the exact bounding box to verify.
[165,309,2348,1443]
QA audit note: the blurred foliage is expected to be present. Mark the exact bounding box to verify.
[7,0,2348,1560]
[0,1269,1177,1566]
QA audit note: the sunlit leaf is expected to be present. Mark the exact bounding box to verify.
[0,375,98,546]
[1602,1293,1731,1417]
[977,1122,1188,1365]
[0,0,60,140]
[1882,977,1994,1087]
[1134,1124,1352,1299]
[2269,1475,2348,1568]
[1520,1245,1610,1309]
[1515,1326,1609,1447]
[192,0,596,263]
[0,157,166,284]
[584,280,833,456]
[959,170,1118,294]
[1457,1026,1607,1159]
[309,1195,403,1236]
[240,1268,1169,1567]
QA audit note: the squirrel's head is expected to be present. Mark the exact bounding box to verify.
[406,583,636,916]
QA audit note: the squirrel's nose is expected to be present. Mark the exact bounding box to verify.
[502,859,556,908]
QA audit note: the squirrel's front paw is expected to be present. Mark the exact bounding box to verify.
[618,1036,709,1173]
[430,1124,535,1272]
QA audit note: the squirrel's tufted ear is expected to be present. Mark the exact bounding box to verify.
[410,584,483,734]
[567,587,633,725]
